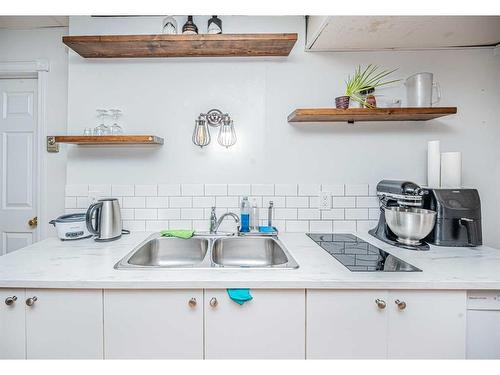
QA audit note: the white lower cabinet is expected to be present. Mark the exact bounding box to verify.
[307,290,388,359]
[307,289,466,359]
[0,289,26,359]
[103,289,204,359]
[25,289,103,359]
[386,290,466,359]
[0,287,468,359]
[204,289,305,359]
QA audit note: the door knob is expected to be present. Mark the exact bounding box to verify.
[26,296,38,306]
[209,297,218,307]
[28,216,38,228]
[395,299,407,310]
[375,298,386,309]
[5,296,17,306]
[188,298,197,308]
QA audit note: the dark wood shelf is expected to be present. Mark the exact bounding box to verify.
[287,107,458,124]
[62,33,298,58]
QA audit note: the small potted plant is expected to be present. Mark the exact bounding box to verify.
[335,65,400,109]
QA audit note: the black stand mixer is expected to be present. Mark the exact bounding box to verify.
[369,180,433,251]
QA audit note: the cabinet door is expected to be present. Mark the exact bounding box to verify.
[205,289,305,359]
[25,289,103,359]
[104,290,203,359]
[307,289,388,359]
[0,289,26,359]
[387,290,466,359]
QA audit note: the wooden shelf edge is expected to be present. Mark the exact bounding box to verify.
[63,33,298,58]
[51,135,164,145]
[287,107,458,123]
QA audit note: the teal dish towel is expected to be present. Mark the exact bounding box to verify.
[227,288,253,305]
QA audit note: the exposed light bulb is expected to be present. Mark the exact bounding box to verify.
[217,118,237,148]
[192,117,210,148]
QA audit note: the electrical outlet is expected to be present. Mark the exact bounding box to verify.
[319,191,331,210]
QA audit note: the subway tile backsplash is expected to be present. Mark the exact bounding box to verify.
[65,183,379,233]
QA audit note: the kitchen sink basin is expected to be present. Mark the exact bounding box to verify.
[115,237,209,268]
[212,237,299,268]
[114,234,299,269]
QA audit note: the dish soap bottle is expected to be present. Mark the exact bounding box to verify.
[250,199,259,232]
[240,196,250,232]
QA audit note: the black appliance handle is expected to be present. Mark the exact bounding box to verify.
[86,202,103,235]
[459,218,478,246]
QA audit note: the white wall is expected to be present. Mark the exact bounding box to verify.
[0,27,69,237]
[66,16,500,246]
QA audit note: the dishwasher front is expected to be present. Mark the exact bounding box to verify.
[466,291,500,359]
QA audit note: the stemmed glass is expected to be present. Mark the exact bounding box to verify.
[109,109,123,134]
[94,109,110,135]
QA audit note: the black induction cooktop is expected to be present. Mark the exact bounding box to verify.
[307,233,421,272]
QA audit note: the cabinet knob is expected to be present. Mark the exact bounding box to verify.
[188,298,197,308]
[395,299,407,310]
[209,297,218,308]
[5,296,17,306]
[375,298,386,309]
[26,296,38,306]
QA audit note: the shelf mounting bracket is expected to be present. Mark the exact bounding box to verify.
[46,136,59,153]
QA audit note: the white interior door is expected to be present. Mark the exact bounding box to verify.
[0,78,38,255]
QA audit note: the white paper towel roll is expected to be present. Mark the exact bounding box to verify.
[427,140,441,188]
[441,152,462,188]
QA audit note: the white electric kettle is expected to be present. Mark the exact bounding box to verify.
[405,72,441,107]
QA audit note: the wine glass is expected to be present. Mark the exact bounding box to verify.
[109,109,123,134]
[94,109,110,135]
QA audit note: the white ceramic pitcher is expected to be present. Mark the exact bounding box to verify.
[405,72,441,107]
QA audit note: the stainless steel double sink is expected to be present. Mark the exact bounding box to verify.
[114,234,299,269]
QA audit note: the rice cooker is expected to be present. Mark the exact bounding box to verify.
[50,213,92,240]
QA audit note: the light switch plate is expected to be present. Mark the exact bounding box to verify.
[319,191,331,210]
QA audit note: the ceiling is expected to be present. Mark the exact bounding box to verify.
[0,16,69,29]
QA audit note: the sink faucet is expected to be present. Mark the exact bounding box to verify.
[210,207,240,234]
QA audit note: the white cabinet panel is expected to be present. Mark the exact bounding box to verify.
[2,132,33,208]
[104,289,203,359]
[0,289,25,359]
[25,289,103,359]
[1,232,32,254]
[205,289,305,359]
[387,290,466,359]
[307,289,388,359]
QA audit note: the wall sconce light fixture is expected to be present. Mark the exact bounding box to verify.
[192,109,236,148]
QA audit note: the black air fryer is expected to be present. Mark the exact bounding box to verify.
[422,188,482,247]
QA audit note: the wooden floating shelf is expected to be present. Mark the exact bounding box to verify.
[46,135,164,152]
[52,135,164,145]
[287,107,458,124]
[62,33,298,58]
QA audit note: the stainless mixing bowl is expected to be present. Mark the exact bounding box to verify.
[385,207,437,245]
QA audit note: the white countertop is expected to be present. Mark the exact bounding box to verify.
[0,231,499,289]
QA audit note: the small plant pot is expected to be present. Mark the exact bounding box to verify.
[335,95,350,109]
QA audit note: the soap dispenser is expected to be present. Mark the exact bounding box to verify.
[240,196,250,232]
